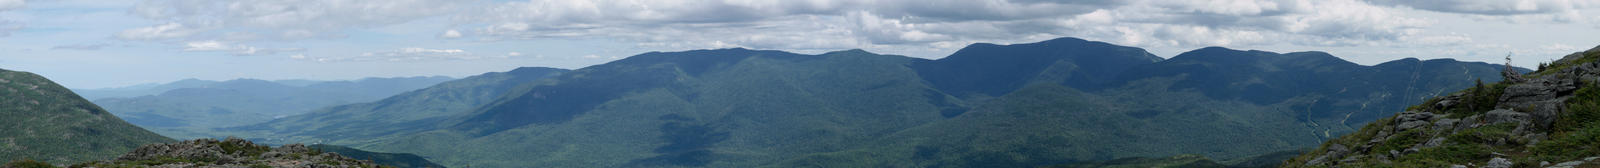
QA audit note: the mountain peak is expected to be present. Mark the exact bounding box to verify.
[917,37,1162,96]
[1036,36,1092,45]
[1166,46,1274,64]
[823,49,874,55]
[509,67,568,74]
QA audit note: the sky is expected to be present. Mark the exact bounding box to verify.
[1,0,1598,89]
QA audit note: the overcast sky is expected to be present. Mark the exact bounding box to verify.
[1,0,1598,89]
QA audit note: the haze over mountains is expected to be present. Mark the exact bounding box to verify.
[73,77,454,139]
[215,37,1522,167]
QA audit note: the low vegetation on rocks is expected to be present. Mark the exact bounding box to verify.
[1285,45,1600,168]
[2,138,393,168]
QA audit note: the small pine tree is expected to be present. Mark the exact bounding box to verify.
[1471,79,1486,112]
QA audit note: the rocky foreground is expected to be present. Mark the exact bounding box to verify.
[1285,46,1600,167]
[3,138,392,168]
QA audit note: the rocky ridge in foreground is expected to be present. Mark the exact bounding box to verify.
[1285,45,1600,168]
[5,138,394,168]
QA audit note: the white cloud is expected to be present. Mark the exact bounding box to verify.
[847,11,952,44]
[454,0,1125,51]
[0,0,20,38]
[0,20,19,37]
[117,23,201,40]
[297,47,509,62]
[1365,0,1596,15]
[181,40,304,56]
[104,0,1583,64]
[128,0,461,41]
[440,0,1465,54]
[439,29,462,39]
[1542,43,1578,51]
[0,0,22,11]
[51,43,111,50]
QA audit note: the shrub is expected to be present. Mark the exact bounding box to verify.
[1445,81,1508,118]
[1371,129,1426,155]
[1529,123,1600,162]
[3,159,59,168]
[1555,83,1600,132]
[1396,144,1491,165]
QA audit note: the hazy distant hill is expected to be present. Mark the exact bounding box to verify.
[88,76,453,139]
[72,79,219,101]
[235,37,1519,167]
[228,67,568,144]
[0,68,172,164]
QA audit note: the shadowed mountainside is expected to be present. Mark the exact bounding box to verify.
[0,68,173,164]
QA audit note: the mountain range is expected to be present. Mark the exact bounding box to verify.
[225,37,1523,167]
[82,76,454,139]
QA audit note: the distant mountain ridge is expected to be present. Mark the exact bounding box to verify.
[87,76,455,139]
[0,68,172,164]
[226,67,568,144]
[234,37,1520,167]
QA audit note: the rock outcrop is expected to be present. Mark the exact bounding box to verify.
[27,137,392,168]
[1284,45,1600,168]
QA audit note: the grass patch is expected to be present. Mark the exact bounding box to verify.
[1528,123,1600,162]
[1447,122,1518,144]
[1395,144,1492,165]
[3,159,59,168]
[1284,117,1394,167]
[219,141,270,157]
[1371,129,1427,155]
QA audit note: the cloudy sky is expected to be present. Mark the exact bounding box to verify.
[1,0,1597,89]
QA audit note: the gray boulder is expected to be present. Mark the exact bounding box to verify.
[1485,109,1531,126]
[1486,157,1512,168]
[1499,77,1578,104]
[1396,111,1436,132]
